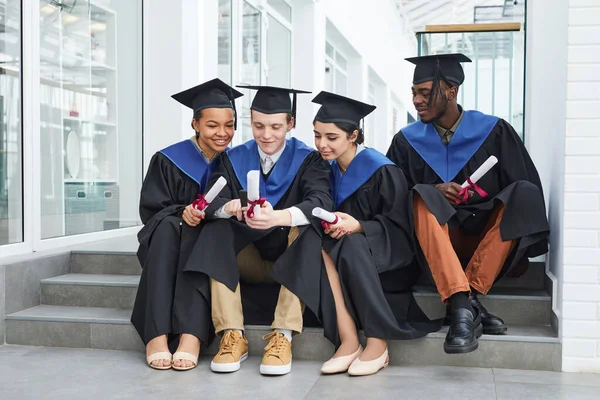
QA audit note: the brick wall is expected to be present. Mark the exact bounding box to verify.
[562,0,600,373]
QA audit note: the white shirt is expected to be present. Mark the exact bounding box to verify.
[214,142,310,226]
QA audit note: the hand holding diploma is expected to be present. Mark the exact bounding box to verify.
[456,156,497,204]
[313,208,362,239]
[185,176,228,227]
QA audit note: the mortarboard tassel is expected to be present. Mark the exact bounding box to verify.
[428,58,443,108]
[292,92,297,128]
[229,88,238,130]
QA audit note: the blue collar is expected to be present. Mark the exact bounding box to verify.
[227,137,314,206]
[159,139,217,190]
[401,110,499,182]
[331,148,393,209]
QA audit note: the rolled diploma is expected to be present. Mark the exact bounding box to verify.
[247,170,261,216]
[312,207,341,224]
[199,176,227,212]
[461,156,498,188]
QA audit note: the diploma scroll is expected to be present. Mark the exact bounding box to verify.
[193,176,227,213]
[312,207,342,229]
[456,156,497,204]
[246,170,265,218]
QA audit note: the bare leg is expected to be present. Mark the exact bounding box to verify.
[146,335,171,368]
[322,250,361,357]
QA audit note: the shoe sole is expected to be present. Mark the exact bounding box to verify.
[260,362,292,376]
[483,325,508,335]
[444,323,483,354]
[211,352,248,373]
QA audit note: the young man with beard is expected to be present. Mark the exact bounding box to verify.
[386,54,550,354]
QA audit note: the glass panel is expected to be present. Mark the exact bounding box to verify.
[266,15,291,87]
[0,0,22,245]
[335,70,346,96]
[240,1,261,144]
[218,0,232,84]
[417,28,525,138]
[325,60,334,92]
[267,0,291,22]
[39,0,143,239]
[335,50,347,71]
[325,42,334,58]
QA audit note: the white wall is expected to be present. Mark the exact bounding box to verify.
[143,0,186,174]
[560,0,600,373]
[285,0,417,151]
[526,0,569,363]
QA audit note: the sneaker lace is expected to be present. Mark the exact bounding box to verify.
[262,332,288,359]
[219,330,239,355]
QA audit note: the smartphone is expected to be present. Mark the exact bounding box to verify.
[239,190,248,207]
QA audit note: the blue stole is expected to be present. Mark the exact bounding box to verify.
[159,139,216,191]
[331,148,393,209]
[401,110,499,182]
[226,137,314,207]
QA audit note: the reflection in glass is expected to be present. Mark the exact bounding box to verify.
[218,0,232,84]
[39,0,142,238]
[0,0,22,245]
[240,2,261,144]
[266,15,291,87]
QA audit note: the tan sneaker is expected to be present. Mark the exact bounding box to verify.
[210,330,249,373]
[260,332,292,375]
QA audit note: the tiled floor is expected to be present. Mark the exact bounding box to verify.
[1,345,599,399]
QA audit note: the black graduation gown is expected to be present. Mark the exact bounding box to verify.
[185,138,334,336]
[386,110,549,283]
[131,139,218,349]
[321,148,439,345]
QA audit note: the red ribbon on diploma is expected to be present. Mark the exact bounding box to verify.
[246,198,266,218]
[320,215,340,230]
[192,194,209,212]
[456,178,488,205]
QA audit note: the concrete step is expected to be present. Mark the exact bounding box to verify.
[70,251,140,275]
[41,274,139,309]
[40,274,552,326]
[70,251,546,290]
[5,305,560,371]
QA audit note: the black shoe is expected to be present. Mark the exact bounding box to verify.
[470,292,507,335]
[443,306,482,354]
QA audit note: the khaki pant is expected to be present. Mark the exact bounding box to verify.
[413,195,517,302]
[211,227,305,334]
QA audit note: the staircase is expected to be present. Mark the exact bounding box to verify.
[5,251,560,371]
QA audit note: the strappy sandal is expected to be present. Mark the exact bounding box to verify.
[172,352,199,371]
[147,352,173,370]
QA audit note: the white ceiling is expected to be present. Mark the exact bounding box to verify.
[396,0,525,32]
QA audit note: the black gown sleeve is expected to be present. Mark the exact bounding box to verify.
[292,152,334,218]
[139,153,188,225]
[497,119,545,197]
[386,133,417,189]
[358,165,414,271]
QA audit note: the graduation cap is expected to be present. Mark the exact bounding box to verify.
[312,91,376,127]
[236,85,311,128]
[405,53,472,87]
[172,78,244,128]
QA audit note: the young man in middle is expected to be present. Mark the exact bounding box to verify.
[186,85,334,376]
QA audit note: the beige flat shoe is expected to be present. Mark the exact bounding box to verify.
[147,352,172,370]
[172,351,199,371]
[347,348,389,376]
[321,346,363,374]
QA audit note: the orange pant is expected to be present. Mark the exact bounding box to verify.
[413,195,516,302]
